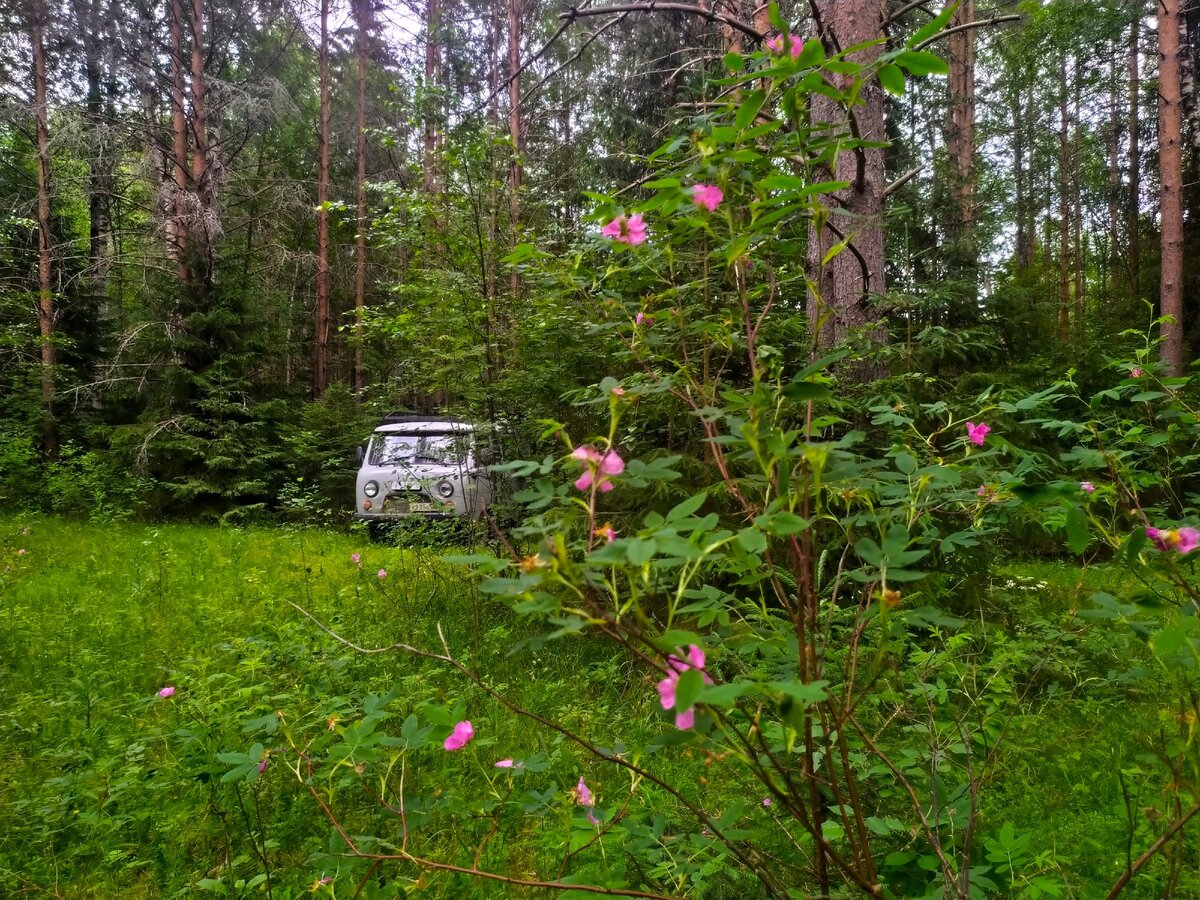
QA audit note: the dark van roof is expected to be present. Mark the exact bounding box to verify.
[380,412,470,426]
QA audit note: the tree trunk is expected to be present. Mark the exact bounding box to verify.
[1073,58,1085,343]
[169,0,190,282]
[32,0,58,457]
[507,0,522,302]
[352,0,370,397]
[1129,10,1141,294]
[805,0,887,359]
[314,0,332,396]
[423,0,442,197]
[1108,40,1121,296]
[1057,59,1071,342]
[1158,0,1185,374]
[946,0,976,284]
[188,0,212,281]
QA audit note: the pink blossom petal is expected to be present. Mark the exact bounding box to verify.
[674,707,695,730]
[158,686,176,698]
[965,422,990,446]
[762,797,772,807]
[657,674,677,710]
[576,776,593,806]
[1176,527,1200,555]
[1080,482,1095,494]
[443,720,474,751]
[377,569,387,579]
[572,445,601,463]
[692,184,724,212]
[624,214,647,245]
[495,759,515,768]
[351,553,360,565]
[601,218,623,239]
[598,480,615,493]
[575,471,594,492]
[598,451,625,477]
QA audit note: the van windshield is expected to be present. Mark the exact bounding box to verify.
[370,433,466,467]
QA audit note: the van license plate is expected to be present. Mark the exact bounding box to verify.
[408,502,437,512]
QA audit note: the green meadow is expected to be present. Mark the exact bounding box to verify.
[0,516,1190,898]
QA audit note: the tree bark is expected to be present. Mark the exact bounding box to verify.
[508,0,522,302]
[1158,0,1185,374]
[188,0,213,281]
[1129,10,1141,294]
[169,0,190,282]
[423,0,442,197]
[945,0,976,284]
[1108,40,1121,296]
[1057,58,1070,342]
[352,0,370,397]
[806,0,888,360]
[31,0,58,456]
[314,0,332,396]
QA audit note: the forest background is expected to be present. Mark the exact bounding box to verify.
[0,0,1195,515]
[5,0,1200,898]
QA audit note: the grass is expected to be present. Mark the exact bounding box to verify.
[0,517,1194,898]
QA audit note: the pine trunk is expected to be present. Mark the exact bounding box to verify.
[507,0,522,301]
[1057,60,1070,342]
[314,0,332,395]
[1158,0,1185,374]
[946,0,976,283]
[169,0,189,281]
[32,0,58,456]
[188,0,211,278]
[352,0,369,397]
[805,0,888,360]
[1129,11,1141,294]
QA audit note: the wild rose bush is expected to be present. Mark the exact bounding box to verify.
[226,12,1200,899]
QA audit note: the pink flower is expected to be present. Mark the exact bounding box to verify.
[443,720,474,751]
[158,686,176,698]
[766,32,804,59]
[597,523,617,543]
[320,876,333,885]
[572,445,625,494]
[762,797,772,808]
[692,184,724,212]
[377,568,387,579]
[656,644,712,730]
[576,776,600,825]
[611,386,626,396]
[1147,526,1200,555]
[965,421,990,446]
[495,758,516,768]
[1131,367,1144,378]
[17,549,26,555]
[351,553,360,565]
[1080,482,1096,494]
[257,756,269,773]
[635,311,654,326]
[602,213,647,246]
[976,485,990,497]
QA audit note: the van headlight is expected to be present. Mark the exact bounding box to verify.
[364,480,380,498]
[437,480,455,498]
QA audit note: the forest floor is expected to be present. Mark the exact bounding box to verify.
[0,516,1188,898]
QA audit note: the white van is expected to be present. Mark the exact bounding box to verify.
[354,415,492,523]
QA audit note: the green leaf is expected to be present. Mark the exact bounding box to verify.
[724,51,745,72]
[770,679,829,706]
[697,681,752,707]
[896,49,950,76]
[1064,504,1091,554]
[907,2,959,47]
[783,380,831,402]
[878,63,906,95]
[666,492,707,522]
[737,527,768,554]
[734,90,766,131]
[674,668,706,713]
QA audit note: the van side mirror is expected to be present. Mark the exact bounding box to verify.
[356,445,365,465]
[477,447,494,466]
